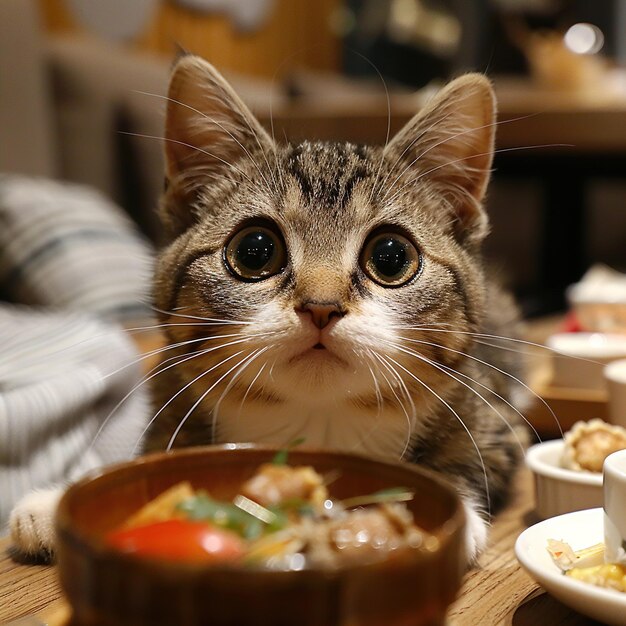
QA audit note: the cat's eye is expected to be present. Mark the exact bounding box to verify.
[224,225,287,281]
[360,232,421,287]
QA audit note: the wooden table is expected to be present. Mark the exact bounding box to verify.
[0,467,602,626]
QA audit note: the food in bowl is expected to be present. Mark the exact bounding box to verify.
[55,445,465,626]
[561,419,626,472]
[106,459,431,569]
[548,539,626,592]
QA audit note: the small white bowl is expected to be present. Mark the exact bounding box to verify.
[547,332,626,391]
[604,449,626,563]
[526,439,602,520]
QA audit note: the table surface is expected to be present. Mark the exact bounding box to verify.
[0,466,603,626]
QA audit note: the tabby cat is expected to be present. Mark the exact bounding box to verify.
[10,56,527,560]
[145,56,528,561]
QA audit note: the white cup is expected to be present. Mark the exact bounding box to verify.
[603,450,626,563]
[604,359,626,428]
[605,359,626,429]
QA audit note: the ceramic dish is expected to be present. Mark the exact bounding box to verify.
[515,508,626,626]
[56,444,465,626]
[606,359,626,428]
[546,332,626,391]
[525,440,602,519]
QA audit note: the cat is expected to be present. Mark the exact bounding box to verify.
[10,55,528,561]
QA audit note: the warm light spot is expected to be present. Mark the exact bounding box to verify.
[564,23,604,55]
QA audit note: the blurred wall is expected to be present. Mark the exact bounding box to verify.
[38,0,342,77]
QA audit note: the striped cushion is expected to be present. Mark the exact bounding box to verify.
[0,175,154,322]
[0,176,157,525]
[0,305,150,524]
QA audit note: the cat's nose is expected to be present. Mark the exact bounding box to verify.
[297,302,345,329]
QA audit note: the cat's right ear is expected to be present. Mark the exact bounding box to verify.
[162,55,274,236]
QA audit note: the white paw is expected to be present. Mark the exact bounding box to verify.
[9,487,63,557]
[462,498,489,564]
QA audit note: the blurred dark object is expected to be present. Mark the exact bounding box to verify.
[341,0,626,86]
[342,0,459,86]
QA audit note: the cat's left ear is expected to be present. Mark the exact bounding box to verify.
[162,55,274,235]
[385,74,496,243]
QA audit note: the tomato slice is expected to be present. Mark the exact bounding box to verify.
[107,519,245,563]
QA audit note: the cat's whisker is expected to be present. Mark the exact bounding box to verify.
[151,306,253,325]
[384,142,573,207]
[376,110,455,202]
[121,322,249,334]
[167,349,263,450]
[101,332,258,381]
[372,353,416,460]
[237,360,268,421]
[130,332,276,454]
[368,356,384,420]
[472,336,609,368]
[393,324,606,367]
[397,334,563,438]
[240,105,282,193]
[439,356,539,442]
[360,56,390,206]
[380,113,540,203]
[385,355,492,516]
[345,351,386,455]
[89,344,223,455]
[0,325,246,378]
[131,347,248,455]
[211,346,271,442]
[268,356,278,380]
[118,130,258,188]
[132,90,276,197]
[385,340,534,455]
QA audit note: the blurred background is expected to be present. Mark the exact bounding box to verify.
[2,0,626,316]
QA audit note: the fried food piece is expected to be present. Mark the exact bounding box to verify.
[307,503,426,567]
[561,419,626,472]
[241,464,328,509]
[124,482,195,528]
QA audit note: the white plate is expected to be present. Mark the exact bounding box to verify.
[526,440,603,519]
[515,508,626,626]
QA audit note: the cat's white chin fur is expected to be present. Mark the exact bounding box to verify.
[462,497,488,563]
[9,487,62,556]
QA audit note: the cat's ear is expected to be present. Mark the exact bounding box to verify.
[162,55,273,233]
[385,73,496,243]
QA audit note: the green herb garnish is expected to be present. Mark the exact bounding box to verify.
[272,437,306,465]
[178,492,290,540]
[178,493,264,539]
[341,487,414,509]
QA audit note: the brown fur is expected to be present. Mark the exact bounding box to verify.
[147,57,528,555]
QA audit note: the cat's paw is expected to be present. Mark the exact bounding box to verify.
[9,488,62,558]
[462,498,489,564]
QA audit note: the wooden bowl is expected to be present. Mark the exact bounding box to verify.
[56,445,465,626]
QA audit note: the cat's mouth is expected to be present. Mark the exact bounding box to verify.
[289,341,347,366]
